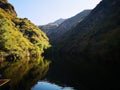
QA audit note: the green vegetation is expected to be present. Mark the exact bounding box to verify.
[0,1,50,61]
[0,2,51,88]
[0,56,50,90]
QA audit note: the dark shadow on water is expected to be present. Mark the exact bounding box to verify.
[45,55,120,90]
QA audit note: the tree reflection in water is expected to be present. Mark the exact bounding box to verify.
[0,56,50,90]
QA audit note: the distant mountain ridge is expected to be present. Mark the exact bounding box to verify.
[39,18,65,36]
[51,18,65,25]
[39,10,91,43]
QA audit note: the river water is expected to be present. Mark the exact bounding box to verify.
[0,55,120,90]
[0,56,77,90]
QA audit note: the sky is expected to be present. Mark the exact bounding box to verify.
[8,0,101,25]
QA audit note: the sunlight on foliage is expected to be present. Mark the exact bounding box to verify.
[0,2,51,60]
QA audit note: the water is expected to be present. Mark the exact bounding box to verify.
[31,81,74,90]
[0,56,76,90]
[1,55,119,90]
[0,57,50,90]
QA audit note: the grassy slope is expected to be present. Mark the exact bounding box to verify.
[0,1,50,60]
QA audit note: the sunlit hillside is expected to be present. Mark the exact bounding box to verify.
[0,0,50,61]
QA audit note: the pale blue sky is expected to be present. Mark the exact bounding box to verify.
[8,0,101,25]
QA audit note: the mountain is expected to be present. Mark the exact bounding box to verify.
[52,18,65,25]
[54,10,92,36]
[56,0,120,61]
[45,1,120,88]
[0,0,50,60]
[40,10,91,43]
[39,18,65,35]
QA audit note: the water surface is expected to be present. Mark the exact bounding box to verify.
[31,81,74,90]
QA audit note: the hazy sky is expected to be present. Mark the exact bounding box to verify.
[8,0,101,25]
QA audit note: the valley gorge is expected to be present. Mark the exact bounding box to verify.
[0,0,120,90]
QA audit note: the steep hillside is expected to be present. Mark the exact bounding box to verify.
[53,10,91,37]
[39,18,65,35]
[0,0,50,60]
[40,10,91,43]
[56,0,120,60]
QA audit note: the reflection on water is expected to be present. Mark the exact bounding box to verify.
[31,81,74,90]
[0,56,50,90]
[45,55,120,90]
[1,54,120,90]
